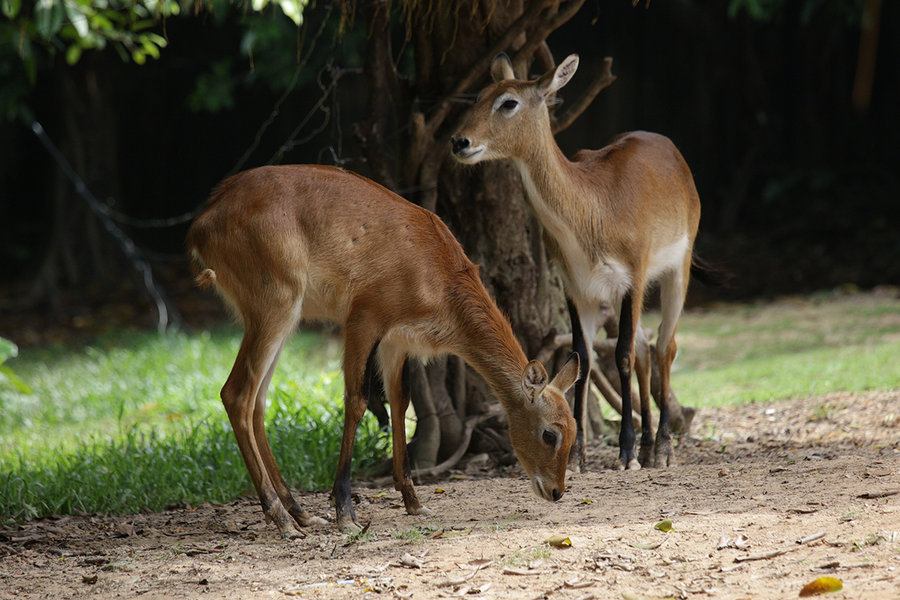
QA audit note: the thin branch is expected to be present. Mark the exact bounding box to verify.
[534,40,555,73]
[552,56,617,134]
[362,0,401,191]
[30,121,179,334]
[369,411,496,487]
[512,0,585,75]
[424,0,552,140]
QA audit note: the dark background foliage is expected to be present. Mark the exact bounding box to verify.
[1,0,897,327]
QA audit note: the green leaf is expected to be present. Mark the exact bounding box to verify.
[65,43,82,65]
[63,2,90,39]
[89,13,114,32]
[145,33,168,48]
[34,1,65,40]
[0,337,17,363]
[275,0,307,26]
[2,0,22,19]
[653,519,674,532]
[141,39,160,60]
[0,365,32,394]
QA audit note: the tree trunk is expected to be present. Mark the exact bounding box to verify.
[359,0,587,471]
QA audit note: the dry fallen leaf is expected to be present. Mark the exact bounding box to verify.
[799,576,843,596]
[399,552,423,568]
[629,540,664,550]
[544,535,572,547]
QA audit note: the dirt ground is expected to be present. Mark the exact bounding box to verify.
[2,391,898,600]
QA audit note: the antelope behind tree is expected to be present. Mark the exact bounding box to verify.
[451,54,702,471]
[186,164,580,537]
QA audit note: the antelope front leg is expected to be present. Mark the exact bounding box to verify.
[332,400,366,532]
[566,299,595,472]
[333,334,381,532]
[614,293,641,471]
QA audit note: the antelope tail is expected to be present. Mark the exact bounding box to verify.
[690,252,730,288]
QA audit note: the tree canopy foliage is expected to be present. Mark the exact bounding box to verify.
[0,0,309,120]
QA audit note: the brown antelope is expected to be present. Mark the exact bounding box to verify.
[186,164,580,536]
[451,54,701,471]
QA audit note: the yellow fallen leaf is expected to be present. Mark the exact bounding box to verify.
[799,576,842,597]
[433,488,445,493]
[544,535,572,547]
[580,498,593,504]
[654,519,674,532]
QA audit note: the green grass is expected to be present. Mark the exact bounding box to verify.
[0,327,388,524]
[646,289,900,407]
[1,288,898,524]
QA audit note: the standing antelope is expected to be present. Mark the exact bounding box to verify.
[186,164,580,537]
[451,54,701,471]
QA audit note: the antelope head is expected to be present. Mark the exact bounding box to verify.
[451,53,580,164]
[508,353,580,502]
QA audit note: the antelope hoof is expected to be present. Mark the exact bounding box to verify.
[288,504,328,528]
[638,441,654,468]
[568,440,586,473]
[409,505,434,517]
[265,500,306,539]
[615,456,641,471]
[654,446,673,469]
[337,516,362,534]
[279,525,305,540]
[654,436,674,468]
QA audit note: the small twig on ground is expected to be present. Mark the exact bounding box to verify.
[858,489,900,499]
[734,547,796,563]
[797,531,826,545]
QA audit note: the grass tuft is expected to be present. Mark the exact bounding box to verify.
[0,327,387,525]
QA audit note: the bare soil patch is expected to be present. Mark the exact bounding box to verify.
[2,391,898,600]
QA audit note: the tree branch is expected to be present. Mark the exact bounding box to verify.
[552,56,617,134]
[369,410,498,487]
[362,0,400,190]
[511,0,585,76]
[424,0,552,140]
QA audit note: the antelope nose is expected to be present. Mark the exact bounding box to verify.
[450,136,470,155]
[551,488,562,501]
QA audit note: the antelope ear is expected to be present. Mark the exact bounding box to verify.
[522,360,549,403]
[537,54,579,97]
[549,352,580,393]
[491,53,515,83]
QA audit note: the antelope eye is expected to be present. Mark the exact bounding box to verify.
[542,430,558,447]
[500,99,519,111]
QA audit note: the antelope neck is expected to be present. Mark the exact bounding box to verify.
[452,290,528,411]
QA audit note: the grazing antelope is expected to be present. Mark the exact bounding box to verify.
[451,54,701,471]
[186,164,580,536]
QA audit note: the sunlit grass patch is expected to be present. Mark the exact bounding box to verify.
[0,327,387,524]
